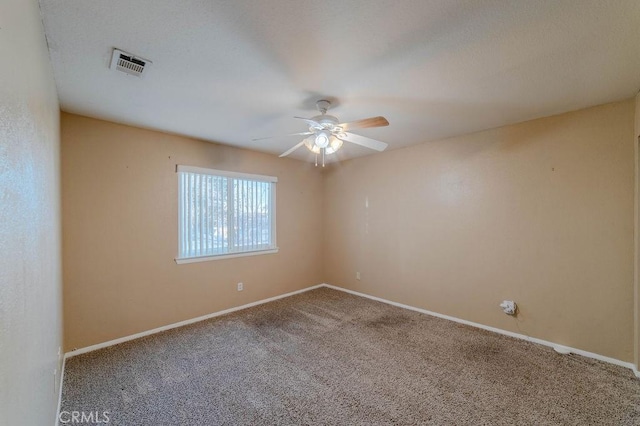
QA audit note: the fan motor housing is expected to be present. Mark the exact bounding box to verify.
[311,115,339,128]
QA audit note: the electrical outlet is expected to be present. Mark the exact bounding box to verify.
[237,282,243,291]
[356,272,361,280]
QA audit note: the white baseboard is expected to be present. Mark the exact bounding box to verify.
[322,283,638,375]
[64,284,325,359]
[56,280,640,425]
[62,281,640,379]
[55,356,66,426]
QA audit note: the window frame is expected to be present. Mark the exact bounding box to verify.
[175,165,278,264]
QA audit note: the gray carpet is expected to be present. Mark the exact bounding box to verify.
[61,287,640,425]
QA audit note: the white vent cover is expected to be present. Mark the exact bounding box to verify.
[110,48,151,77]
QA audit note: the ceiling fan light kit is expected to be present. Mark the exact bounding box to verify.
[303,134,343,154]
[254,100,390,167]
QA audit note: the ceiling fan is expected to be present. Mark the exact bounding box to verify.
[253,100,390,167]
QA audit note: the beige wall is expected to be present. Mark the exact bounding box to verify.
[62,100,636,363]
[323,100,635,362]
[0,0,63,424]
[61,113,324,350]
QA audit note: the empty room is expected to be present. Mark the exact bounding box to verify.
[3,0,640,424]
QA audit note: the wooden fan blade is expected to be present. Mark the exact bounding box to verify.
[337,116,389,132]
[294,117,324,129]
[252,131,313,141]
[339,132,388,152]
[279,141,305,157]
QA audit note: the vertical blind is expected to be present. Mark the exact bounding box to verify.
[177,166,277,260]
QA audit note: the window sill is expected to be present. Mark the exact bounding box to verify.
[175,248,279,264]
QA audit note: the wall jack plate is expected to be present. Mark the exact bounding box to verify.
[500,300,517,315]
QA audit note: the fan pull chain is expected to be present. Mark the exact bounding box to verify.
[315,153,318,167]
[322,148,325,167]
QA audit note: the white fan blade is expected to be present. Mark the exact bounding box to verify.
[252,131,313,141]
[339,132,388,152]
[337,116,389,132]
[279,141,305,157]
[294,117,324,129]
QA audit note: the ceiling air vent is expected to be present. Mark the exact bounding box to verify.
[110,48,151,78]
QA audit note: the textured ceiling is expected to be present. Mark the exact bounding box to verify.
[39,0,640,163]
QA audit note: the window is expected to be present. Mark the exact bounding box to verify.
[176,165,277,263]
